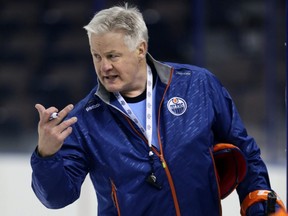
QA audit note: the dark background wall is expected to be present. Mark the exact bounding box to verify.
[0,0,285,163]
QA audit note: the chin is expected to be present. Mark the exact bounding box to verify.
[105,86,122,93]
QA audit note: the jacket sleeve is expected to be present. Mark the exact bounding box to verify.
[30,126,90,209]
[206,70,272,203]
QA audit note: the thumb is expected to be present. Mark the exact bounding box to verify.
[35,103,46,119]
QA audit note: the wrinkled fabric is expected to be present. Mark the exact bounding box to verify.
[31,55,271,216]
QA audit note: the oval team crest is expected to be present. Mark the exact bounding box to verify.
[167,97,187,116]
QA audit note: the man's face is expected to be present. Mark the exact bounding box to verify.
[90,31,147,97]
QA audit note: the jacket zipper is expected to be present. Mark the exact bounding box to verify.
[156,151,181,216]
[110,179,121,216]
[125,68,181,216]
[156,68,181,216]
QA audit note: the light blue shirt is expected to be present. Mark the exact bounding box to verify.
[127,85,159,149]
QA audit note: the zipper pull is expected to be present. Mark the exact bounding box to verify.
[160,155,166,169]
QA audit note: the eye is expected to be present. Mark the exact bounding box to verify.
[108,54,120,61]
[92,53,102,62]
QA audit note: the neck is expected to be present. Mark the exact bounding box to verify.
[120,86,145,98]
[120,62,147,98]
[122,88,146,103]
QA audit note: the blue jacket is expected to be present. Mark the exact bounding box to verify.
[31,55,271,215]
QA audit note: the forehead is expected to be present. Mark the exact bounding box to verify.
[90,30,128,52]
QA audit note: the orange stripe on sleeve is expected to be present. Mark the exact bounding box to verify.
[240,190,286,216]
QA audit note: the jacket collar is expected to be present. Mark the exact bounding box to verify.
[95,53,172,104]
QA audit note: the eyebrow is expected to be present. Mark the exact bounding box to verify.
[105,50,119,54]
[90,49,119,55]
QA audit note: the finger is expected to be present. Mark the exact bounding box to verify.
[35,104,46,119]
[35,104,59,124]
[53,104,74,123]
[58,126,74,141]
[56,117,78,134]
[44,107,59,121]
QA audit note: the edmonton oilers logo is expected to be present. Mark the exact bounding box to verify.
[167,97,187,116]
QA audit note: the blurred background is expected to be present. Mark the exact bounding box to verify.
[0,0,286,215]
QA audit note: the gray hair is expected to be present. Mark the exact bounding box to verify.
[84,5,148,51]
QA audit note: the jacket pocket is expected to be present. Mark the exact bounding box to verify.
[110,179,121,216]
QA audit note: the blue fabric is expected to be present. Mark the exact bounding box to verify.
[247,202,266,216]
[31,58,271,215]
[247,202,281,216]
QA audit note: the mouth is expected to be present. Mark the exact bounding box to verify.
[104,75,118,80]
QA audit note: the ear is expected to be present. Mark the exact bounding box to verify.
[137,41,147,59]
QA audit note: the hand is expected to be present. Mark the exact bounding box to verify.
[35,103,78,157]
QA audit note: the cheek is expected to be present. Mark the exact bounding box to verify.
[95,69,100,77]
[93,63,101,75]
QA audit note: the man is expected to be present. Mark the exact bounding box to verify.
[31,5,286,216]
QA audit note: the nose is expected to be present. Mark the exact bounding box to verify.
[100,58,113,72]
